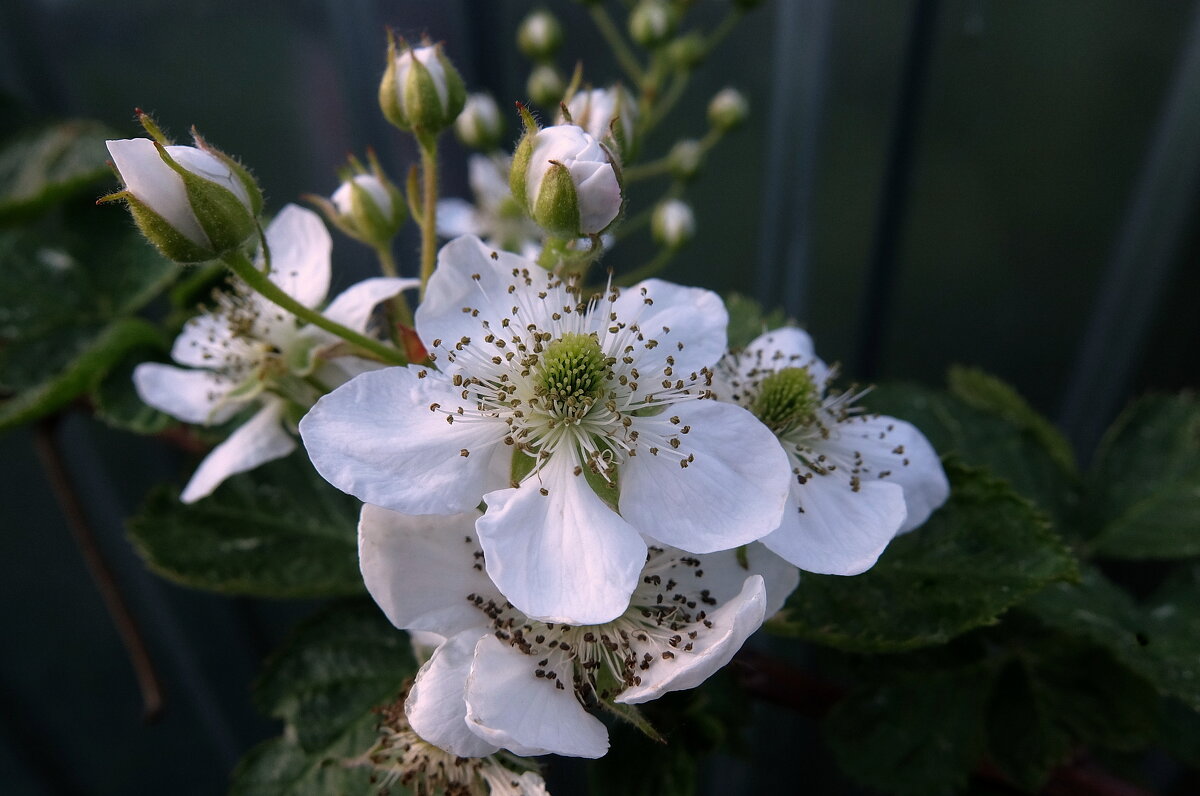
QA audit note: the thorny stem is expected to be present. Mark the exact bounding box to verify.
[418,136,440,298]
[34,417,165,721]
[588,4,645,84]
[222,250,406,366]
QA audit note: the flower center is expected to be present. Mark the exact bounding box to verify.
[534,332,611,416]
[752,367,819,434]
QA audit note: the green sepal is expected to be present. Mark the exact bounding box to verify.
[509,126,536,210]
[532,160,581,237]
[349,178,400,245]
[123,190,216,264]
[194,131,264,216]
[378,31,410,130]
[602,701,665,745]
[154,143,255,257]
[510,448,537,486]
[435,45,467,125]
[403,49,446,134]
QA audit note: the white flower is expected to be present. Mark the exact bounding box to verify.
[714,327,950,574]
[512,124,623,237]
[300,236,790,623]
[560,86,637,154]
[106,137,259,263]
[438,154,541,258]
[358,505,800,759]
[134,205,415,502]
[348,693,548,795]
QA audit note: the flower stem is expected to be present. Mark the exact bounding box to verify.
[375,244,415,331]
[223,250,406,366]
[418,136,440,298]
[618,244,677,286]
[589,4,645,85]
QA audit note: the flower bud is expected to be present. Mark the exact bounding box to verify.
[526,63,566,108]
[708,87,749,131]
[379,38,466,137]
[651,199,695,249]
[665,32,707,69]
[628,0,678,48]
[333,174,405,246]
[517,9,563,60]
[667,139,704,180]
[104,130,261,264]
[560,85,637,158]
[510,122,623,237]
[454,92,504,151]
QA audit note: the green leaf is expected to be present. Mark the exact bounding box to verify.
[824,662,994,796]
[232,601,415,795]
[770,464,1078,652]
[254,601,416,752]
[1026,564,1200,712]
[0,227,177,429]
[948,366,1076,476]
[1088,394,1200,559]
[0,120,115,223]
[1158,698,1200,769]
[867,381,1077,521]
[0,317,162,430]
[985,661,1071,793]
[722,293,790,349]
[127,455,364,598]
[90,343,174,434]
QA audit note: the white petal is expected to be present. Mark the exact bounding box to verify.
[358,504,498,635]
[416,236,552,356]
[133,362,240,425]
[261,205,331,309]
[169,310,240,368]
[167,145,251,210]
[620,401,790,553]
[468,154,511,209]
[740,326,830,388]
[298,366,503,514]
[319,276,419,334]
[106,138,207,246]
[822,414,949,534]
[436,198,482,238]
[478,457,645,624]
[616,574,766,705]
[689,544,800,619]
[611,279,728,376]
[465,634,608,758]
[761,475,905,574]
[572,160,621,234]
[744,543,801,617]
[405,630,499,757]
[180,400,296,503]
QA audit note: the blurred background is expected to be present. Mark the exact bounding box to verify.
[1,0,1197,792]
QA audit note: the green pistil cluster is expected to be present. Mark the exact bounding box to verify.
[536,332,610,410]
[752,367,820,434]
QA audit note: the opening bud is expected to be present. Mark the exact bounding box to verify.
[454,92,505,151]
[526,63,567,108]
[379,36,466,137]
[651,199,695,249]
[708,87,749,131]
[560,85,637,159]
[667,139,704,180]
[517,9,564,60]
[511,122,623,238]
[629,0,678,48]
[103,122,260,264]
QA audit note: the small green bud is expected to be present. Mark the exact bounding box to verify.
[665,32,707,69]
[380,36,466,136]
[104,128,260,264]
[518,9,564,60]
[527,63,567,108]
[708,87,749,131]
[651,199,695,249]
[454,92,505,151]
[628,0,678,48]
[667,139,704,180]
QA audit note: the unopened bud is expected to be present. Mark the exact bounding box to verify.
[455,92,504,151]
[518,9,564,60]
[708,87,749,131]
[103,124,261,264]
[511,122,623,237]
[527,63,566,108]
[651,199,695,249]
[629,0,678,48]
[379,38,466,137]
[332,174,405,248]
[665,32,707,69]
[667,139,704,180]
[560,85,637,157]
